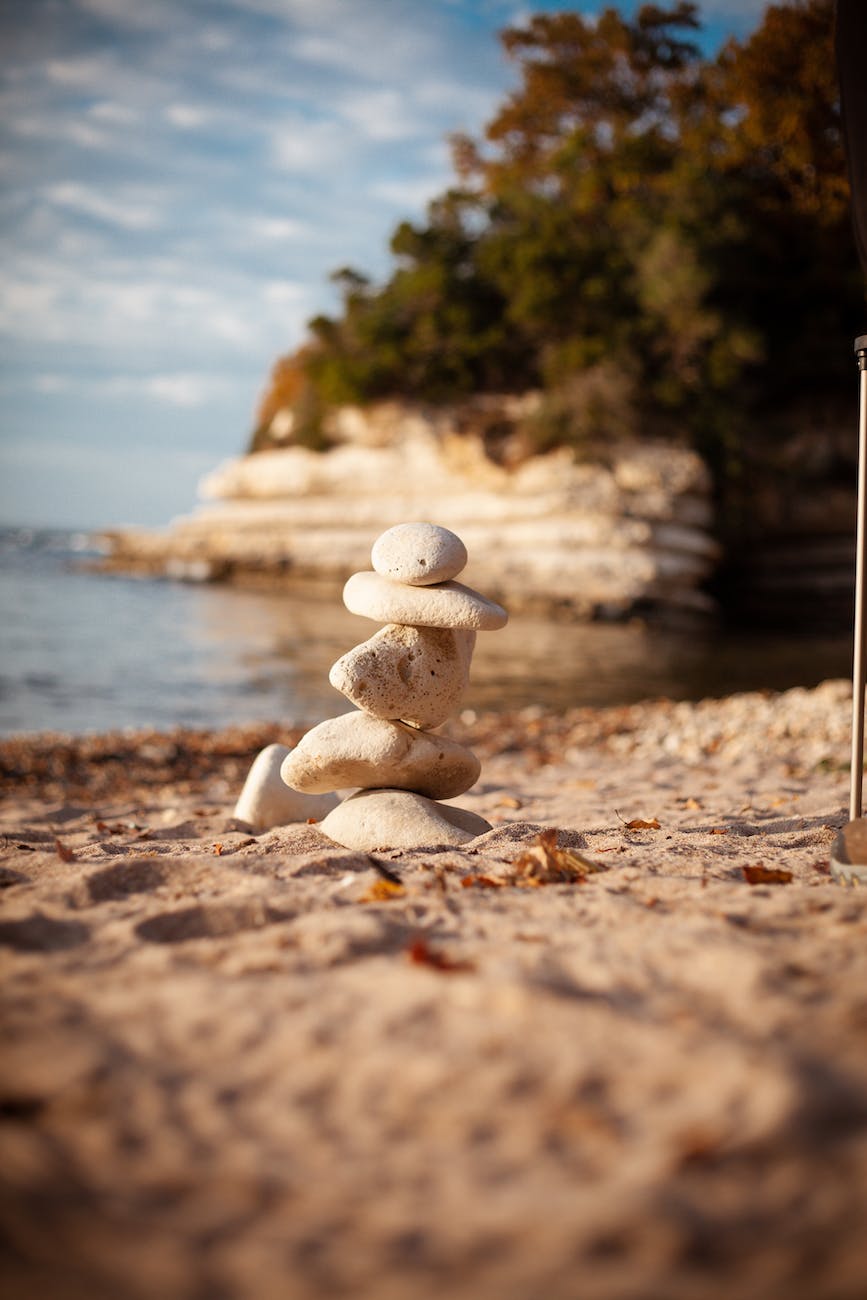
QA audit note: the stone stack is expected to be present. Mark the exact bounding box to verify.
[280,522,508,851]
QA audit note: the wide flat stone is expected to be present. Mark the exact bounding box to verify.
[234,744,338,830]
[319,788,491,850]
[343,572,508,631]
[371,522,467,586]
[328,624,475,729]
[280,711,480,799]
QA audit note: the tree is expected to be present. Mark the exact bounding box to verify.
[257,0,862,501]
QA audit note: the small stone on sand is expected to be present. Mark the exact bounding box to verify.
[233,743,338,830]
[281,712,481,799]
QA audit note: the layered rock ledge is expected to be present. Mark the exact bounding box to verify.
[100,402,720,619]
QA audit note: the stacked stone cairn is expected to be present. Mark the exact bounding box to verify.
[279,522,508,851]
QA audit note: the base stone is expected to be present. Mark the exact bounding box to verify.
[319,788,492,851]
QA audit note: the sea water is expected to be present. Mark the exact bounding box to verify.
[0,527,853,737]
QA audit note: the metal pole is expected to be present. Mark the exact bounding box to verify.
[849,336,867,821]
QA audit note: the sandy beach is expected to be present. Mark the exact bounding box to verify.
[2,678,867,1300]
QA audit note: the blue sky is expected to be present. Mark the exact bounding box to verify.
[0,0,768,529]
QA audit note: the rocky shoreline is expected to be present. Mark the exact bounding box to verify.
[100,404,720,621]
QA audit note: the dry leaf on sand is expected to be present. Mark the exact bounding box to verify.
[742,864,793,885]
[359,879,406,903]
[407,937,474,973]
[506,829,607,886]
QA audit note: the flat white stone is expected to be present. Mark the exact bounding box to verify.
[233,744,338,830]
[343,572,507,631]
[280,711,480,799]
[371,522,467,586]
[319,788,491,850]
[328,624,475,729]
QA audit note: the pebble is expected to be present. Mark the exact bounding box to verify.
[280,711,481,799]
[371,522,467,586]
[233,743,338,830]
[319,788,491,850]
[328,624,475,730]
[830,819,867,885]
[343,572,508,631]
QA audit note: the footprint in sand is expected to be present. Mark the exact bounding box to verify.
[0,912,90,952]
[135,898,289,944]
[86,859,173,902]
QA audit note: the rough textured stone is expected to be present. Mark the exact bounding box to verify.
[371,522,467,586]
[319,788,491,850]
[233,744,337,830]
[343,572,508,631]
[281,712,480,799]
[328,624,475,729]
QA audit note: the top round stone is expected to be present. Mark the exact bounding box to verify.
[371,522,467,587]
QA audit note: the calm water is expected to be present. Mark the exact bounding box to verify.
[0,527,855,737]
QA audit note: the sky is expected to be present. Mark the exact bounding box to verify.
[0,0,770,530]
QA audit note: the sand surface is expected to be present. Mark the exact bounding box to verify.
[2,679,867,1300]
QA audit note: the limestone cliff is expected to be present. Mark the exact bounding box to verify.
[102,401,720,620]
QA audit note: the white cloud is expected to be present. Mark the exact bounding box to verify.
[198,25,233,54]
[206,307,259,347]
[7,369,237,409]
[87,99,139,125]
[251,216,309,241]
[370,176,445,212]
[285,3,439,81]
[38,44,176,122]
[262,279,307,306]
[337,88,419,143]
[0,256,274,358]
[44,54,114,87]
[164,102,212,130]
[231,0,345,19]
[34,373,71,393]
[268,117,352,173]
[44,181,162,230]
[0,278,65,332]
[74,0,181,32]
[291,30,373,78]
[143,373,224,407]
[413,77,500,128]
[9,111,111,150]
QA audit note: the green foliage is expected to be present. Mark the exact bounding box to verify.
[262,0,863,508]
[520,361,639,457]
